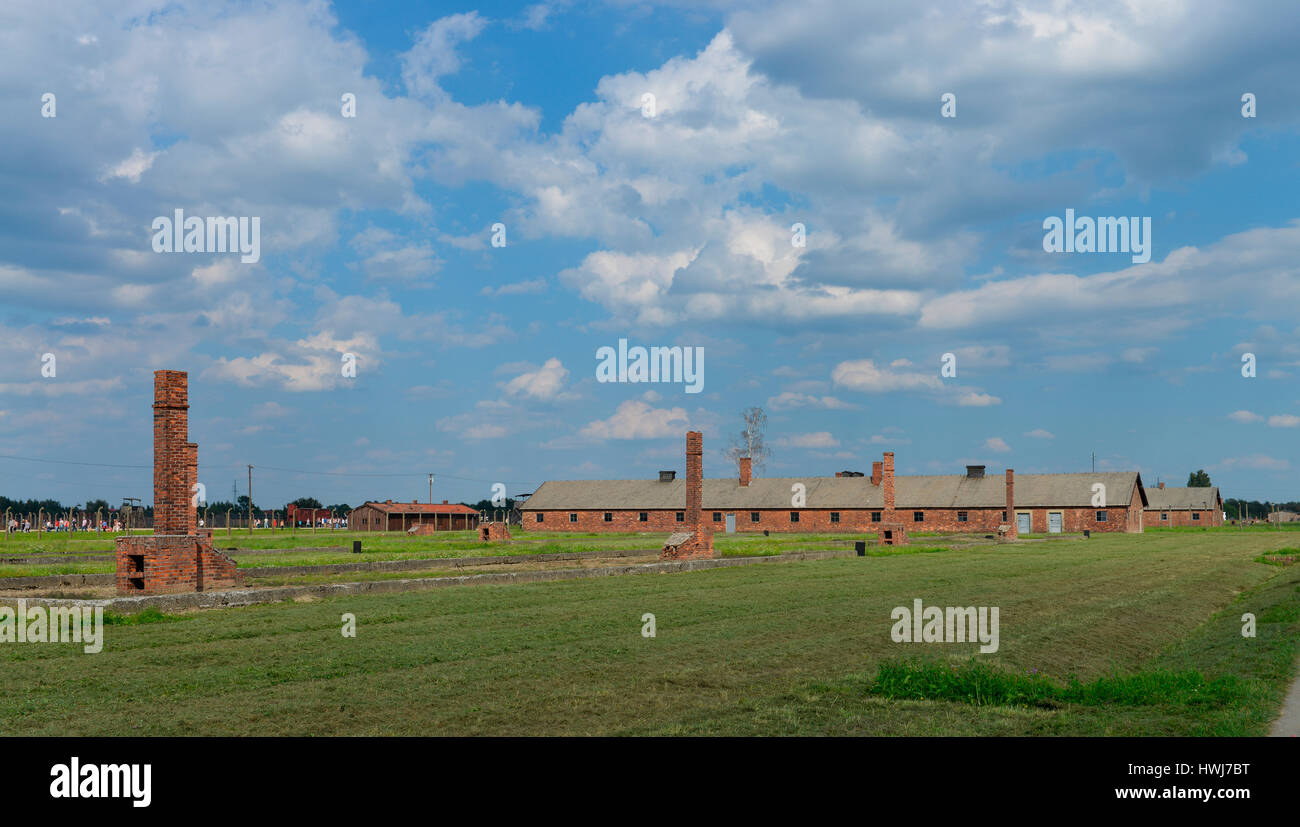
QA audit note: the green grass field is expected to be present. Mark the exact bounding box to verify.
[2,528,1297,736]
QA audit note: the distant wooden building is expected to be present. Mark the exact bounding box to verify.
[286,504,333,525]
[349,500,480,532]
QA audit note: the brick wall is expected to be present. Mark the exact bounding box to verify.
[527,506,1015,534]
[1145,509,1220,527]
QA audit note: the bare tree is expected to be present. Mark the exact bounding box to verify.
[724,406,771,471]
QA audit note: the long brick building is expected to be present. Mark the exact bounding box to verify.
[523,451,1149,535]
[1143,483,1224,527]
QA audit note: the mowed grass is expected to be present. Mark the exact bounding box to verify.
[2,530,1298,736]
[0,530,888,578]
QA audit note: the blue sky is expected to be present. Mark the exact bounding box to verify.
[1,0,1298,510]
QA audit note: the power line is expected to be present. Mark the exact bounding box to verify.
[0,453,538,486]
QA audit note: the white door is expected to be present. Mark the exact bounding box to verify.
[1017,513,1031,534]
[725,514,736,533]
[1048,512,1063,533]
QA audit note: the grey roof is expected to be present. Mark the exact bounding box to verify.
[1144,486,1221,510]
[524,471,1145,510]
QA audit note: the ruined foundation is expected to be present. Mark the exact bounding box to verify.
[479,521,512,541]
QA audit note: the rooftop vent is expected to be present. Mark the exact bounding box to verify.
[659,470,676,482]
[837,470,864,478]
[966,465,986,479]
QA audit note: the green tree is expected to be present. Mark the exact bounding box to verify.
[1186,470,1212,487]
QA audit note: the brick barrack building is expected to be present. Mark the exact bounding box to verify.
[1143,482,1224,527]
[523,449,1151,535]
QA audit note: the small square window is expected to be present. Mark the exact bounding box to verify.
[790,511,800,522]
[603,512,612,522]
[712,512,722,522]
[871,511,881,523]
[751,512,760,523]
[536,513,544,523]
[830,512,840,523]
[639,512,648,522]
[675,512,685,522]
[1095,511,1108,522]
[957,511,968,523]
[913,511,924,523]
[1161,512,1168,521]
[1192,512,1200,521]
[569,513,578,523]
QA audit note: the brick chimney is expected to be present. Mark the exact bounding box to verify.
[1158,481,1165,489]
[739,456,752,487]
[153,370,190,535]
[871,461,882,486]
[1005,469,1016,539]
[882,452,895,515]
[686,431,704,531]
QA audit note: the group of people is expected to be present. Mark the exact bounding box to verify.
[5,516,123,534]
[3,514,351,533]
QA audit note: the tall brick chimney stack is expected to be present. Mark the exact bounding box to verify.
[118,370,240,594]
[686,430,704,530]
[882,452,896,516]
[871,461,883,486]
[153,370,190,535]
[1005,469,1016,539]
[661,431,714,560]
[739,456,752,487]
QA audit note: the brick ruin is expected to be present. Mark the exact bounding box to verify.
[115,371,241,595]
[480,521,511,541]
[660,430,715,560]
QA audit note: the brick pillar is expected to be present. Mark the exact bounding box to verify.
[186,442,199,535]
[153,370,189,535]
[686,431,703,532]
[1005,469,1016,539]
[871,461,882,486]
[882,452,895,517]
[739,456,751,487]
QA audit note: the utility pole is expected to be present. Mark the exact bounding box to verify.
[428,473,434,504]
[247,465,254,536]
[1091,452,1095,473]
